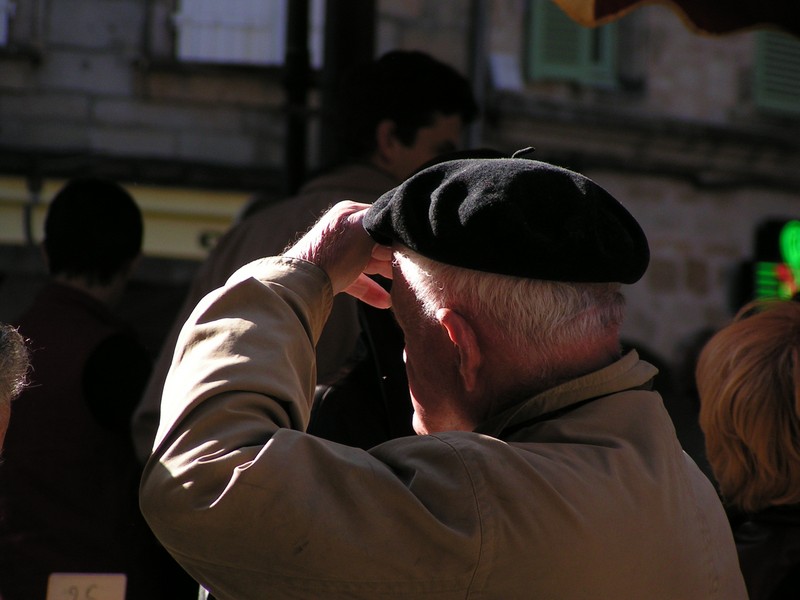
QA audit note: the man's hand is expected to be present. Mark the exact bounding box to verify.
[284,202,393,309]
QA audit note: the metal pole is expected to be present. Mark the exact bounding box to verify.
[467,0,488,148]
[318,0,376,170]
[284,0,311,195]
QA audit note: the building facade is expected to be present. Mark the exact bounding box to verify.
[1,0,798,381]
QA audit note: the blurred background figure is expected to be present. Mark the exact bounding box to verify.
[0,177,194,599]
[696,299,800,600]
[0,323,28,449]
[133,49,479,460]
[662,326,719,483]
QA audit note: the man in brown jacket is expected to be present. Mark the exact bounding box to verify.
[141,153,747,599]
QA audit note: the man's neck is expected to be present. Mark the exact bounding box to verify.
[367,154,404,184]
[52,274,124,307]
[479,333,623,420]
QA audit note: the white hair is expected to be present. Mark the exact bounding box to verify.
[394,247,626,383]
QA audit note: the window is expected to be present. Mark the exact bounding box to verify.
[172,0,325,67]
[0,0,43,53]
[526,0,618,87]
[754,31,800,116]
[0,0,12,45]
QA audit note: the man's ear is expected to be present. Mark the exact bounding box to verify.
[375,119,399,158]
[39,243,50,271]
[436,308,481,392]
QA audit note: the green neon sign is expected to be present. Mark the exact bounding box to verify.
[780,220,800,269]
[767,219,800,300]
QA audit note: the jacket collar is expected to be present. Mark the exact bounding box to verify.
[299,161,399,196]
[474,350,658,439]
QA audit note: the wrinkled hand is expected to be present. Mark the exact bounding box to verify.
[284,201,392,309]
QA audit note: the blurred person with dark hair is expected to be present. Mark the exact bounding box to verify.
[335,49,479,176]
[697,299,800,600]
[133,49,479,462]
[0,323,28,449]
[0,177,194,599]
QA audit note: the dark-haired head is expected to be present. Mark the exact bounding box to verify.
[44,177,143,286]
[337,50,478,160]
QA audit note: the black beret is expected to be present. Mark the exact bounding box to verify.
[363,154,649,284]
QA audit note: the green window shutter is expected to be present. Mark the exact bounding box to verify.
[754,31,800,114]
[527,0,618,87]
[755,31,800,115]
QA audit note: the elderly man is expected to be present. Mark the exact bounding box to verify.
[140,153,746,599]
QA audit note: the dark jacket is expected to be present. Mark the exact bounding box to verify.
[733,504,800,600]
[133,162,399,462]
[0,282,187,600]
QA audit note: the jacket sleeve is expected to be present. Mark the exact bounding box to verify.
[139,257,484,600]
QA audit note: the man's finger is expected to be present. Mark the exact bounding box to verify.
[344,275,392,309]
[363,246,393,280]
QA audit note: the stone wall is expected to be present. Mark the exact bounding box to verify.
[593,171,797,367]
[0,0,286,174]
[377,0,473,73]
[0,0,798,377]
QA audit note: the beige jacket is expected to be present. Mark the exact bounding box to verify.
[140,258,747,600]
[133,163,398,462]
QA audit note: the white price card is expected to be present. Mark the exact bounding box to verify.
[46,573,127,600]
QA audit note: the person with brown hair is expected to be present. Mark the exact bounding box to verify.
[696,299,800,600]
